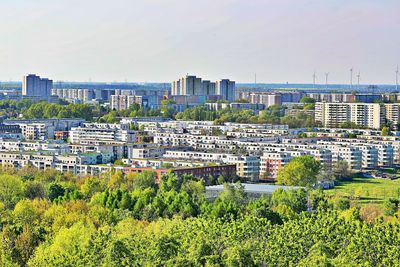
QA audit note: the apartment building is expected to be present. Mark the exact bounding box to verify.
[246,93,282,107]
[385,104,400,125]
[70,123,137,144]
[315,102,384,129]
[52,88,96,103]
[121,164,237,183]
[18,123,51,140]
[315,144,362,170]
[216,79,236,102]
[172,75,235,102]
[163,150,260,180]
[22,74,52,100]
[0,151,112,175]
[260,151,292,180]
[0,140,69,155]
[4,119,85,140]
[206,102,265,112]
[317,139,394,169]
[202,80,216,95]
[130,147,165,159]
[110,95,145,110]
[69,143,134,159]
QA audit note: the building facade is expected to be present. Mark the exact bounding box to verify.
[22,74,53,100]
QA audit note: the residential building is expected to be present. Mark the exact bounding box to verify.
[22,74,52,100]
[315,102,384,129]
[70,123,137,144]
[216,79,236,102]
[122,164,237,183]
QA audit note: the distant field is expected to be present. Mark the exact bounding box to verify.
[327,177,400,205]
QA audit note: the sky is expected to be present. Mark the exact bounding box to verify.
[0,0,399,84]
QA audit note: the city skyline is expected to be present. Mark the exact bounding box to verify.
[0,0,399,84]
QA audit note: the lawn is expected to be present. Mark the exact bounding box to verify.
[326,177,400,205]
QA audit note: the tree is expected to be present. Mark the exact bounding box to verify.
[330,195,350,211]
[80,176,107,199]
[129,171,157,191]
[333,160,352,180]
[271,188,307,214]
[339,121,360,129]
[0,174,24,209]
[28,222,95,266]
[383,198,399,216]
[300,96,316,104]
[25,180,46,199]
[277,156,321,187]
[381,126,390,136]
[316,166,335,182]
[47,183,66,201]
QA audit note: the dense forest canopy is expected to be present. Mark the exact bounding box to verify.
[0,166,398,266]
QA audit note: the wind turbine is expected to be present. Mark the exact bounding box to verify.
[357,71,361,90]
[350,68,353,90]
[312,71,316,89]
[396,65,399,91]
[325,72,329,90]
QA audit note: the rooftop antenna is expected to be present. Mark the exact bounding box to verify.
[324,72,329,90]
[350,68,353,90]
[396,65,399,91]
[312,71,316,89]
[356,71,360,90]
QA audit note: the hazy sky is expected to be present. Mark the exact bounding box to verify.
[0,0,399,84]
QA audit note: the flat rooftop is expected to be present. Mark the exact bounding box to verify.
[206,183,304,195]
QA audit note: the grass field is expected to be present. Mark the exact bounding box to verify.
[326,177,400,205]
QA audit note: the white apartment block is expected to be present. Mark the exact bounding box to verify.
[316,143,363,170]
[315,102,400,129]
[18,123,54,140]
[315,102,384,129]
[0,151,112,175]
[250,93,282,107]
[130,147,165,159]
[317,140,394,168]
[70,123,137,145]
[110,95,144,111]
[0,140,69,154]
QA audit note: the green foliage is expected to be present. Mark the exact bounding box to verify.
[333,160,352,180]
[381,126,390,136]
[175,105,316,128]
[27,211,400,266]
[281,111,315,128]
[23,102,93,121]
[99,101,171,122]
[0,174,24,209]
[328,176,400,205]
[47,183,66,201]
[0,167,398,266]
[300,96,316,104]
[271,188,308,215]
[277,155,321,186]
[383,198,399,216]
[235,98,250,103]
[339,121,364,129]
